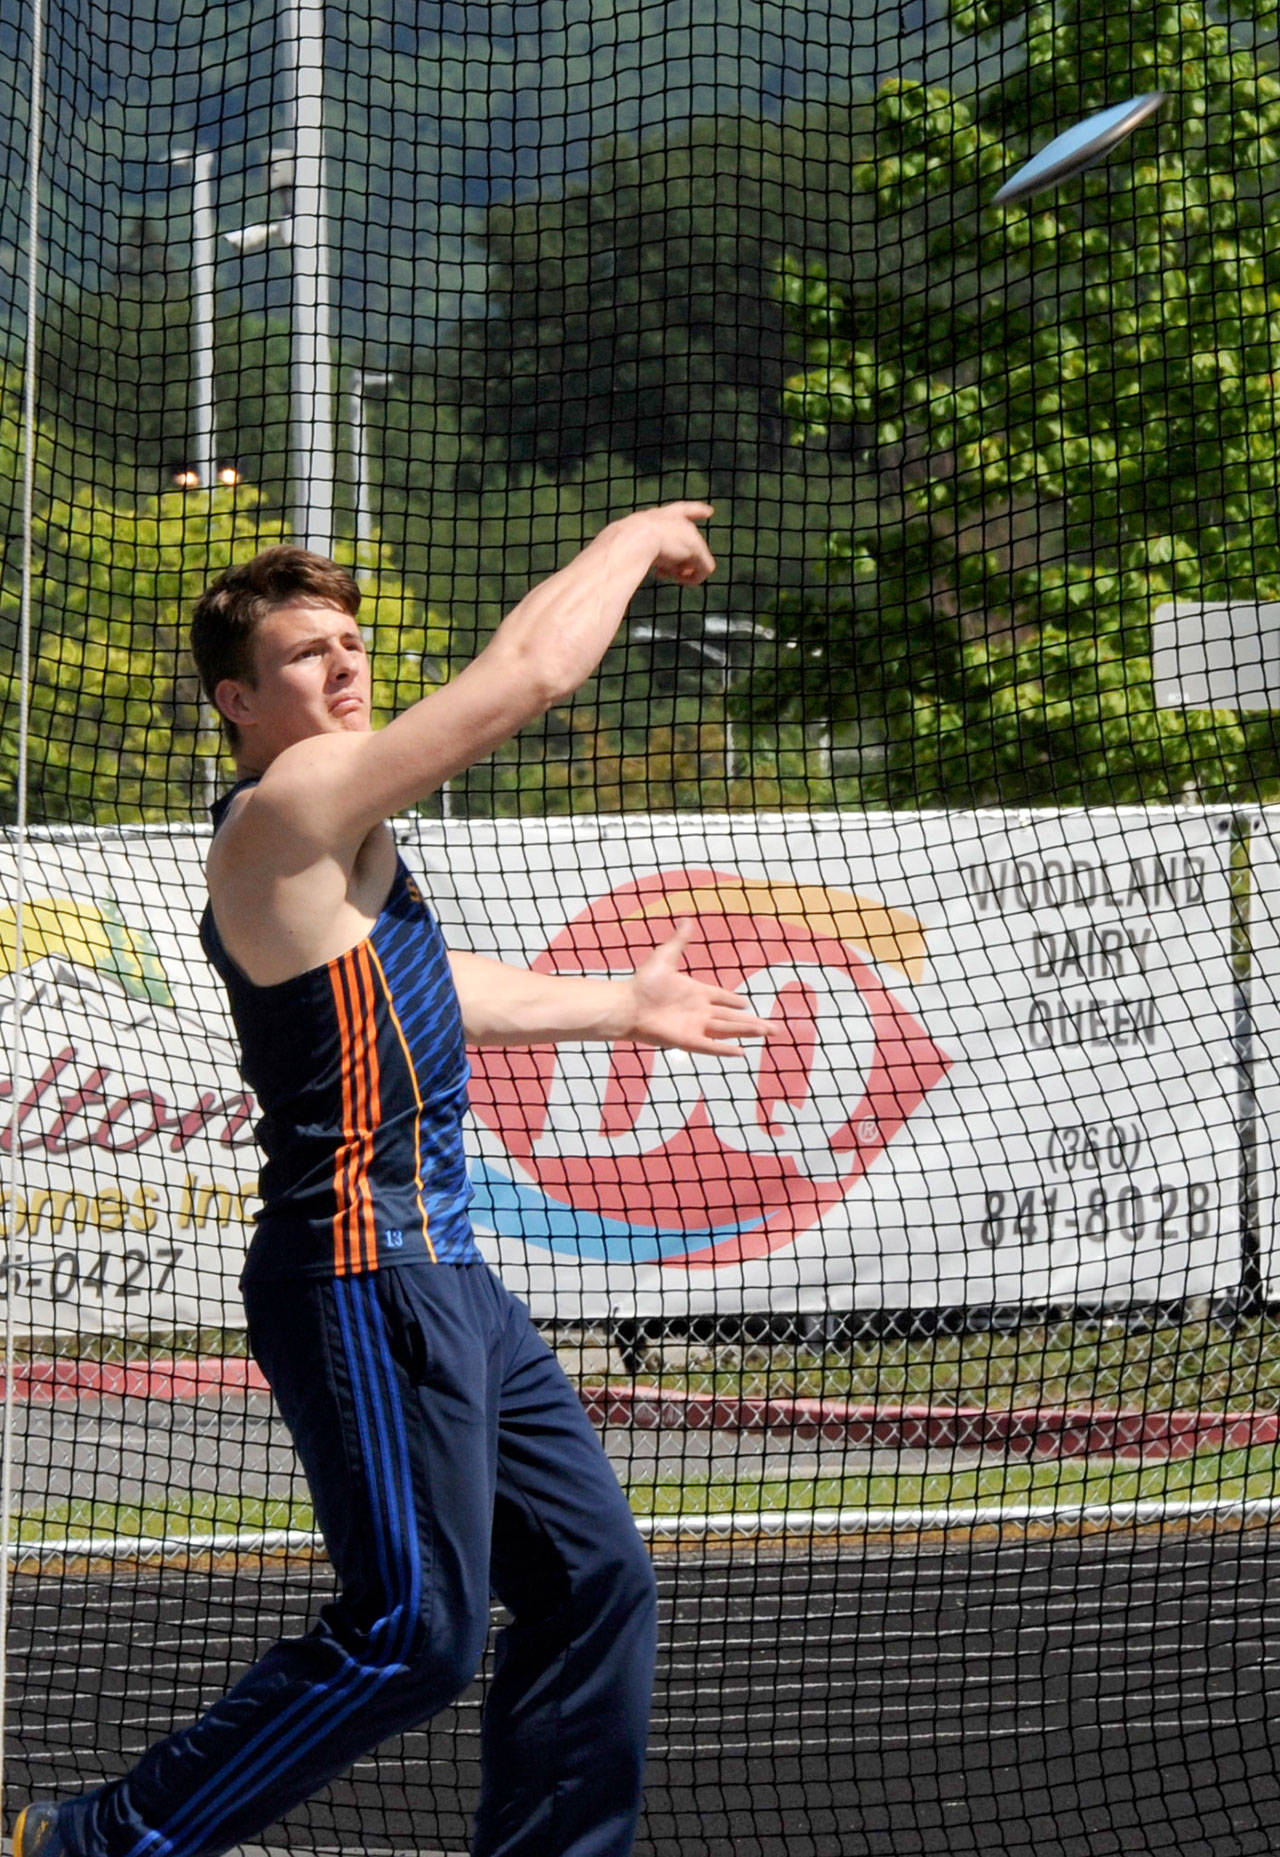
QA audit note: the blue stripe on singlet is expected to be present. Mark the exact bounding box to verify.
[380,952,452,1047]
[368,891,476,1265]
[377,899,452,1023]
[124,1279,423,1857]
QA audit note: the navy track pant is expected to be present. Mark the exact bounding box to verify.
[58,1262,659,1857]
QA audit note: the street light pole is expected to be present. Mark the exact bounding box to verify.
[286,0,335,556]
[351,370,393,551]
[170,149,217,490]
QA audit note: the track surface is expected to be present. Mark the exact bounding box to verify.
[9,1527,1280,1857]
[9,1389,941,1515]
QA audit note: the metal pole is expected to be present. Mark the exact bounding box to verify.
[351,370,392,551]
[172,150,217,488]
[0,0,46,1797]
[1228,810,1263,1323]
[287,0,335,555]
[351,374,368,548]
[191,152,217,488]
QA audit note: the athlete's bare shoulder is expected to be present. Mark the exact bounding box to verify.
[206,745,398,986]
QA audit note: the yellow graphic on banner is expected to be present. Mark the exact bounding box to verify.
[0,897,174,1007]
[632,879,930,983]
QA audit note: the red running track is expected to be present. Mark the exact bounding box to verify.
[3,1360,1274,1461]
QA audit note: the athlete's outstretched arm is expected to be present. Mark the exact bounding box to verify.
[251,503,715,854]
[449,925,773,1058]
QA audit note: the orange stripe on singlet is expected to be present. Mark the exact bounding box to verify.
[330,945,382,1275]
[330,953,361,1275]
[351,945,382,1272]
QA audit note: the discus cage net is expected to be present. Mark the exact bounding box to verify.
[4,2,1280,1855]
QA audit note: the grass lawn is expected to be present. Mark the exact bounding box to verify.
[627,1445,1280,1517]
[628,1315,1280,1410]
[16,1445,1280,1542]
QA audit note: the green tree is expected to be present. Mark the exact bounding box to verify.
[746,1,1280,806]
[373,406,742,815]
[452,112,873,485]
[0,366,449,823]
[366,110,884,813]
[37,270,192,489]
[39,259,294,507]
[215,310,293,508]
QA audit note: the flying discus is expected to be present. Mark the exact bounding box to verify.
[993,91,1167,206]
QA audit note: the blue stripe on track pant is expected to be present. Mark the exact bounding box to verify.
[57,1263,658,1857]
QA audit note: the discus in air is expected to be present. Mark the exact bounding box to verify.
[993,92,1167,206]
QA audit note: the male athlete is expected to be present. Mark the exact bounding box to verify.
[14,502,768,1857]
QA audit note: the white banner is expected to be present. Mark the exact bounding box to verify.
[421,809,1242,1318]
[0,829,253,1334]
[0,810,1243,1331]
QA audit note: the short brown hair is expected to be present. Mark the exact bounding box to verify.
[191,546,362,745]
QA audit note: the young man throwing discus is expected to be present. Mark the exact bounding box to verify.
[15,503,770,1857]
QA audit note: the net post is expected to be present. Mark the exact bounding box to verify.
[286,0,336,557]
[1228,808,1264,1324]
[0,0,44,1814]
[168,149,218,493]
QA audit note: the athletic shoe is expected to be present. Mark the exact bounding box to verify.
[12,1804,67,1857]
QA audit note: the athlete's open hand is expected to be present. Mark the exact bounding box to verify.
[621,920,773,1057]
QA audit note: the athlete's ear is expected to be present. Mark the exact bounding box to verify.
[214,677,255,730]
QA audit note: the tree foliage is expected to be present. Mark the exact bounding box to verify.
[24,2,1280,817]
[39,269,294,507]
[0,367,448,824]
[367,107,879,813]
[451,113,872,483]
[748,0,1280,805]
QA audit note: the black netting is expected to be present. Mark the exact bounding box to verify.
[6,4,1280,1855]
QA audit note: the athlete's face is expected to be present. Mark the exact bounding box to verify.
[218,601,373,766]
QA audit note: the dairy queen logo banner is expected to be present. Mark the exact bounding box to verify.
[0,810,1244,1333]
[418,809,1241,1321]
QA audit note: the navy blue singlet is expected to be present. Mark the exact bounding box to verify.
[200,780,481,1278]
